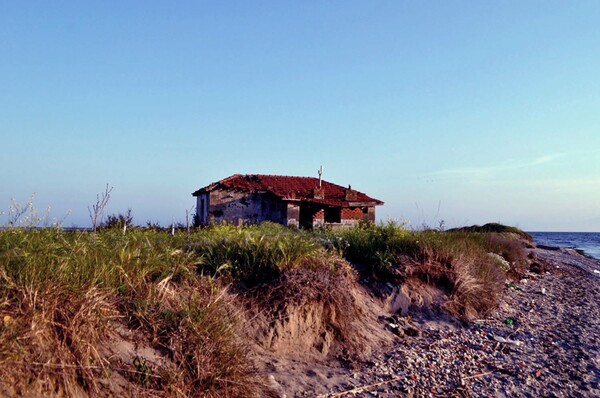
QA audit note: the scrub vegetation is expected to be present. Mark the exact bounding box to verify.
[0,228,261,397]
[0,203,532,397]
[321,222,529,319]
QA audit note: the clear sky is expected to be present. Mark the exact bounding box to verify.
[1,1,599,231]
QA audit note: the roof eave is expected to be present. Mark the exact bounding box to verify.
[348,201,384,206]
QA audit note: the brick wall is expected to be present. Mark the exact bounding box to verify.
[313,209,325,220]
[341,207,363,220]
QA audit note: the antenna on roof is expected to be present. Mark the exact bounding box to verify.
[318,165,323,188]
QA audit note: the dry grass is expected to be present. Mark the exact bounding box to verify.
[238,253,364,361]
[0,228,265,397]
[324,223,529,321]
[484,233,529,277]
[400,237,506,320]
[0,221,532,396]
[122,278,262,397]
[0,278,116,396]
[444,254,506,320]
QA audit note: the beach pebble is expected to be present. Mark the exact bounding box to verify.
[277,247,600,398]
[348,249,596,397]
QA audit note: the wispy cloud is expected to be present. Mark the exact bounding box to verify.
[529,153,566,166]
[427,153,567,178]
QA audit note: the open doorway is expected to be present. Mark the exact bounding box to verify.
[299,205,319,229]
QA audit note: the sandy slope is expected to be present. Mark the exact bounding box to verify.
[266,246,600,397]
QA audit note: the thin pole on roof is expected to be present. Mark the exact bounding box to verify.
[318,165,323,188]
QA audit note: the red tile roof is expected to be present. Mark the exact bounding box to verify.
[193,174,383,207]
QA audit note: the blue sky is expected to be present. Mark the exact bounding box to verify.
[1,1,599,231]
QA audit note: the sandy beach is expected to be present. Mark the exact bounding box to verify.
[265,245,600,397]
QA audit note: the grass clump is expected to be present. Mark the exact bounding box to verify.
[0,280,117,397]
[186,223,364,361]
[323,222,530,320]
[0,228,263,397]
[447,223,532,242]
[402,230,508,319]
[320,221,418,278]
[190,222,328,285]
[483,233,528,276]
[122,277,258,397]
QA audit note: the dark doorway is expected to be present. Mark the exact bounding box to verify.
[299,205,319,229]
[300,205,321,229]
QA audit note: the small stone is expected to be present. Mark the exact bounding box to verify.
[404,326,419,337]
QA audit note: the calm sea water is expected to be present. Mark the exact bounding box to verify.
[528,232,600,260]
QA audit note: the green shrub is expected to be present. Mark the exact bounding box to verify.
[320,221,417,276]
[484,233,528,276]
[189,223,327,285]
[322,224,516,320]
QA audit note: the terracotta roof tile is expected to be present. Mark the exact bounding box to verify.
[193,174,383,207]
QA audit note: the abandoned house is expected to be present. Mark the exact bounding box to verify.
[192,174,384,229]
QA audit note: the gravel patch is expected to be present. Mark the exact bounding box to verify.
[322,247,600,397]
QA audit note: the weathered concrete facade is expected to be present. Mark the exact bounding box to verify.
[196,189,288,226]
[193,174,383,229]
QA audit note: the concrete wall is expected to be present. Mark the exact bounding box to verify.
[286,203,300,228]
[364,206,376,222]
[195,193,210,225]
[197,189,287,226]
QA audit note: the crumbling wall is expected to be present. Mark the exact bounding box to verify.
[206,190,287,225]
[286,204,300,228]
[198,189,378,229]
[312,209,325,228]
[311,207,378,229]
[195,193,210,225]
[364,206,376,222]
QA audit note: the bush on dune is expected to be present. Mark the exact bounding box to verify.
[323,222,529,320]
[321,221,418,278]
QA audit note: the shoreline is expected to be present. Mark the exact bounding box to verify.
[536,243,599,261]
[528,231,600,263]
[534,244,600,279]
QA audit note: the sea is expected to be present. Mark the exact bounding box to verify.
[528,232,600,261]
